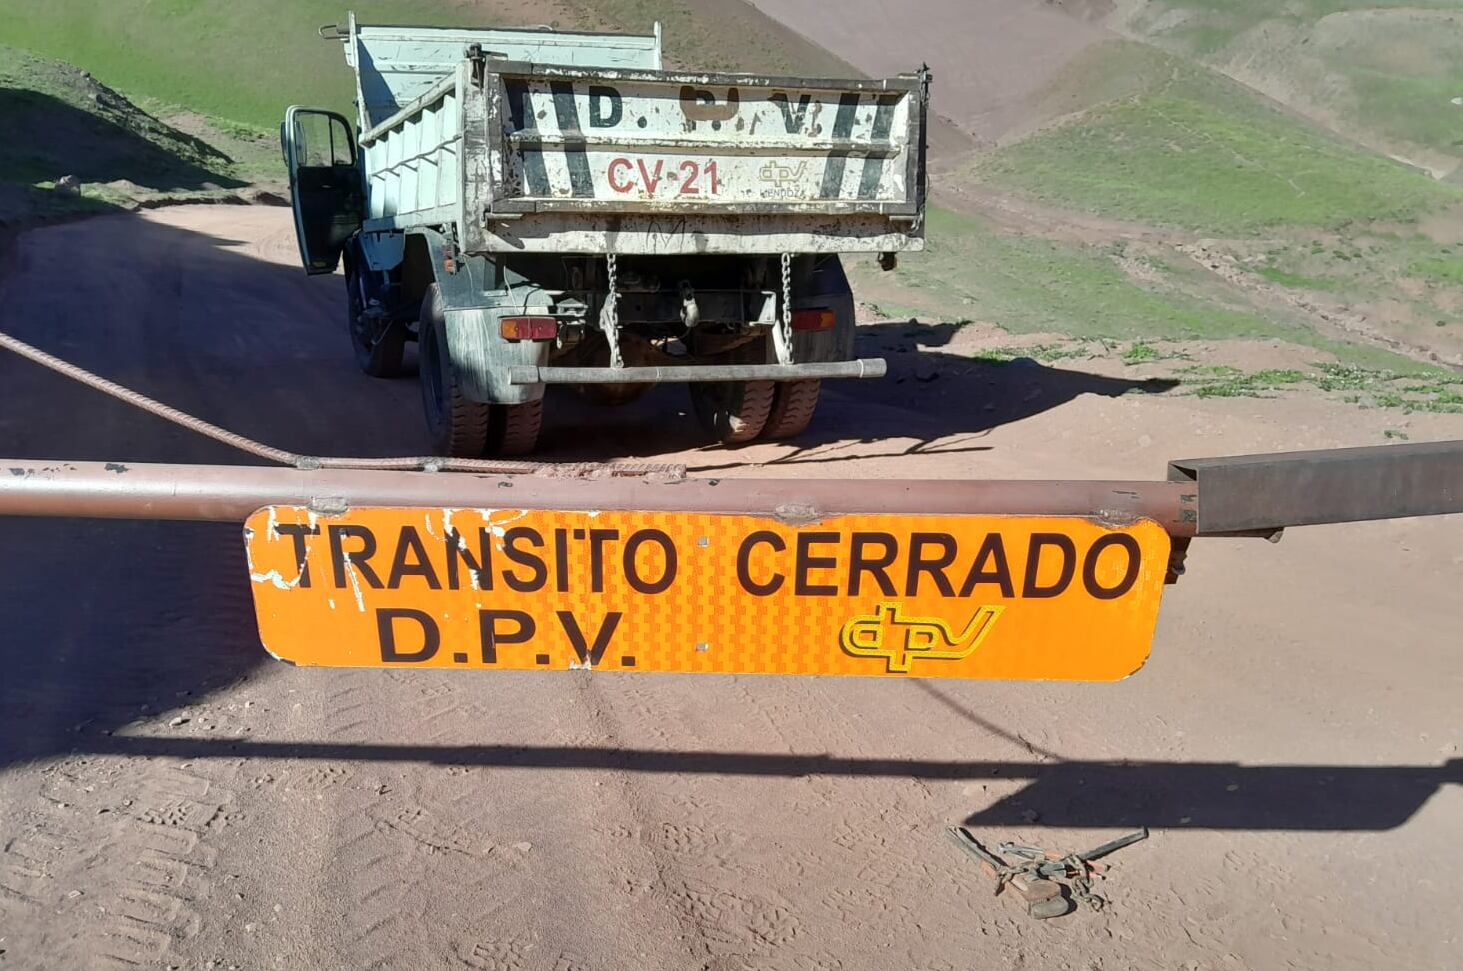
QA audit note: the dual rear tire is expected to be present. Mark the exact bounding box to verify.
[764,379,821,440]
[689,378,821,445]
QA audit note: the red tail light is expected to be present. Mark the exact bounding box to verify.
[500,316,559,341]
[791,308,835,332]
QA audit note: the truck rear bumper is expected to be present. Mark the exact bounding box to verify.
[507,360,887,385]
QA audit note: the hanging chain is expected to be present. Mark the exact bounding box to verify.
[775,252,795,366]
[601,253,624,369]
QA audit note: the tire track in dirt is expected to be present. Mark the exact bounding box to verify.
[200,666,698,971]
[570,673,833,967]
[0,757,238,969]
[0,507,255,969]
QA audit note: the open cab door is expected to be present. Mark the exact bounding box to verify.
[281,106,363,274]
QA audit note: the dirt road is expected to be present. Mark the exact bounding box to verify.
[0,206,1460,970]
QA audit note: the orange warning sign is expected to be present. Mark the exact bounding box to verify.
[244,507,1170,681]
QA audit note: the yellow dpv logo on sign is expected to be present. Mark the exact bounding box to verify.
[840,603,1004,673]
[244,508,1171,682]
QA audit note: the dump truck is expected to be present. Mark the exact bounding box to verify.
[280,12,928,457]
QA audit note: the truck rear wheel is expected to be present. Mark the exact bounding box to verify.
[346,264,407,378]
[690,380,774,444]
[761,380,821,440]
[487,400,543,456]
[418,285,490,457]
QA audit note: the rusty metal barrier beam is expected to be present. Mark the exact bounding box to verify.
[1170,440,1463,535]
[0,460,1200,535]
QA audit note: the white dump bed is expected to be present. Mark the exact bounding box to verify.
[344,17,927,256]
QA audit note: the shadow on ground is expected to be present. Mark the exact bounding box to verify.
[44,734,1462,832]
[0,210,419,771]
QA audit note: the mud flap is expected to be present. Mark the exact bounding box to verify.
[441,307,545,405]
[416,230,547,406]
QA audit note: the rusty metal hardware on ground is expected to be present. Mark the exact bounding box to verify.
[947,826,1150,919]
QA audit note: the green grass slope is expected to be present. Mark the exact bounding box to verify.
[848,207,1424,370]
[1109,2,1463,177]
[0,43,256,225]
[0,2,519,130]
[0,0,856,225]
[895,40,1463,371]
[0,0,855,131]
[853,207,1294,338]
[978,41,1462,234]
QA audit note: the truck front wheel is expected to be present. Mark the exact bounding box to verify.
[346,263,407,378]
[418,286,490,457]
[690,381,774,445]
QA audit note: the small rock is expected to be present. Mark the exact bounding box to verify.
[168,716,188,727]
[1020,809,1041,823]
[513,841,533,853]
[53,175,80,196]
[67,889,83,898]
